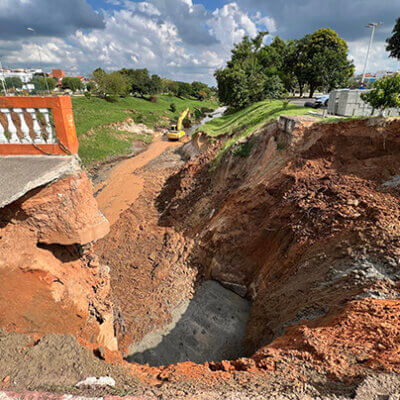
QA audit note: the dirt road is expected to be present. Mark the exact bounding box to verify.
[94,133,182,225]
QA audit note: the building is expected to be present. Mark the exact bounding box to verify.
[363,73,376,83]
[50,69,66,81]
[0,68,43,84]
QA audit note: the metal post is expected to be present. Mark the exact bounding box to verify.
[0,59,8,96]
[361,22,383,84]
[27,27,50,95]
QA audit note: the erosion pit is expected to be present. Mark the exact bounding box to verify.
[4,116,400,398]
[95,116,400,396]
[128,280,251,366]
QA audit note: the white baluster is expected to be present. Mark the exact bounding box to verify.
[14,108,32,144]
[38,108,55,143]
[0,115,8,143]
[26,108,45,144]
[0,108,19,144]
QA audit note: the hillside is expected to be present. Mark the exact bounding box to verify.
[72,95,218,165]
[196,99,314,163]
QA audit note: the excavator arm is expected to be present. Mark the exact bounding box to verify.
[177,108,190,131]
[167,107,190,141]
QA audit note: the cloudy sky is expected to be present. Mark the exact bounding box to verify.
[1,0,400,84]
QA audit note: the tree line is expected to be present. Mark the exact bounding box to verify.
[215,28,355,110]
[3,68,214,101]
[90,67,214,101]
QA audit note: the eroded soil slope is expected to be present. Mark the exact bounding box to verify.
[3,117,400,399]
[156,117,400,380]
[0,171,116,351]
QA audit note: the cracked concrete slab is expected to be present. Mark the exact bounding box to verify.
[0,155,81,209]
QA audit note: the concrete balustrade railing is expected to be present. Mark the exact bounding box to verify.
[0,96,79,155]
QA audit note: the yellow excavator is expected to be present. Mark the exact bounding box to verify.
[167,107,190,141]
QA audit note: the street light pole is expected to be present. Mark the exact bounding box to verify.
[0,59,8,96]
[361,22,383,84]
[27,27,50,95]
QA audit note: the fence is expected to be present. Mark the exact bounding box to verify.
[0,96,79,155]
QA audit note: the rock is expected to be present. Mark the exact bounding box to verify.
[347,199,360,206]
[75,376,116,388]
[220,281,248,298]
[3,172,110,245]
[0,172,117,352]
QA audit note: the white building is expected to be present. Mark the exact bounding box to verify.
[0,68,44,83]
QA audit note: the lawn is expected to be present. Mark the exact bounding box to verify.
[71,94,218,165]
[196,99,314,165]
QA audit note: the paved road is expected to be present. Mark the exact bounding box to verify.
[289,97,315,107]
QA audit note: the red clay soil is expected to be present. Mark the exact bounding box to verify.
[95,134,182,225]
[94,145,199,355]
[3,117,400,398]
[150,117,400,382]
[0,172,116,351]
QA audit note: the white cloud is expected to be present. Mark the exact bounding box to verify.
[348,38,399,75]
[0,0,277,84]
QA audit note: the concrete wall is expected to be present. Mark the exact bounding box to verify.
[328,89,400,117]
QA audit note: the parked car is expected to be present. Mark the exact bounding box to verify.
[304,94,330,108]
[315,94,330,107]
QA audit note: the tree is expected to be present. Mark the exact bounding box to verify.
[191,81,210,99]
[386,18,400,60]
[31,76,57,91]
[124,68,151,97]
[62,77,83,92]
[162,79,179,95]
[92,69,130,99]
[5,77,23,90]
[176,81,192,98]
[361,74,400,116]
[198,89,208,101]
[297,29,354,97]
[149,74,162,94]
[215,31,287,109]
[86,81,95,92]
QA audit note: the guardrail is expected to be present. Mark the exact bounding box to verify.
[0,96,79,155]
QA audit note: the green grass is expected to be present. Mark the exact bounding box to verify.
[315,115,368,124]
[78,127,153,165]
[72,95,218,134]
[197,100,313,166]
[71,94,218,165]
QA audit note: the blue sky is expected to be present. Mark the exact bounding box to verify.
[1,0,399,84]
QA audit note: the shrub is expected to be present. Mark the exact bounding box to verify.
[282,99,290,109]
[182,117,191,128]
[136,114,144,124]
[84,91,92,99]
[233,141,253,157]
[62,77,84,92]
[361,74,400,116]
[170,103,177,112]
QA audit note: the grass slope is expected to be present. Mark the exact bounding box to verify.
[197,100,313,165]
[72,95,218,165]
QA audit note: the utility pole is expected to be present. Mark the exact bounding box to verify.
[27,27,50,95]
[361,22,383,84]
[0,59,8,96]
